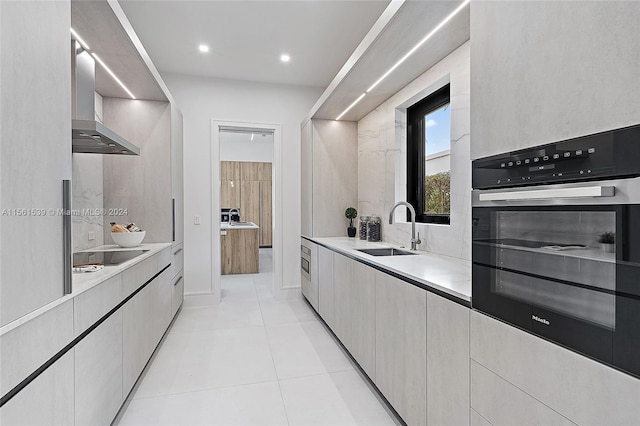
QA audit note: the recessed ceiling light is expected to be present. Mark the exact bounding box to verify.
[280,54,290,63]
[199,44,210,53]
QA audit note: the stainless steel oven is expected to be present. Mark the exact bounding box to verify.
[472,124,640,378]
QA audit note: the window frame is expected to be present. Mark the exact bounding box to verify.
[406,84,451,225]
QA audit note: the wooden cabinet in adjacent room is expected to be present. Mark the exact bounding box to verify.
[221,161,273,247]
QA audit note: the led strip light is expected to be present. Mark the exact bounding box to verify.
[336,0,470,120]
[71,28,136,99]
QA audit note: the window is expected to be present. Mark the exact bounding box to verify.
[407,84,451,224]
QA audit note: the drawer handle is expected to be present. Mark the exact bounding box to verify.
[173,248,183,255]
[174,275,183,286]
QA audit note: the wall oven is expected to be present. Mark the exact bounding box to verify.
[472,124,640,378]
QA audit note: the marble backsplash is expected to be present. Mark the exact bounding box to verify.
[72,153,104,251]
[357,42,471,261]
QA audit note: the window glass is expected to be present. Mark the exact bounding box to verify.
[424,104,450,215]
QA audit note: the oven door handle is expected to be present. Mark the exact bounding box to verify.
[478,185,615,202]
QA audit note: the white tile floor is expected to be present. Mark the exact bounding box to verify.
[116,249,400,426]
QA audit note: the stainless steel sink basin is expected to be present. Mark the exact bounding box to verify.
[356,248,416,256]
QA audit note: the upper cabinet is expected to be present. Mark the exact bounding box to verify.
[0,1,72,326]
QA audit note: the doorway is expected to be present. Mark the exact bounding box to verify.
[211,121,282,302]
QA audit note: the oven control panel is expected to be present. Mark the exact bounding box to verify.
[472,124,640,189]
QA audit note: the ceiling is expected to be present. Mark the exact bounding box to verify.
[310,0,470,121]
[72,1,168,101]
[118,0,390,88]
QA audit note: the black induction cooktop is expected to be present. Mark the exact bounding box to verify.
[73,250,148,267]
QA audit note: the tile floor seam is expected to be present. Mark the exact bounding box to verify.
[276,367,357,383]
[255,281,292,425]
[130,378,282,402]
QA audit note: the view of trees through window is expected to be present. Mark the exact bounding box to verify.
[424,104,451,215]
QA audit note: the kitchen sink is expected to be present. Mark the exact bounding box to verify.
[356,248,417,256]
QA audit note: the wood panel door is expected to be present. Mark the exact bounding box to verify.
[259,180,272,247]
[221,161,240,181]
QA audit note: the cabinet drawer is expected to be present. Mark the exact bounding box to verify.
[172,270,184,318]
[73,274,122,336]
[171,245,184,279]
[157,246,172,270]
[121,256,157,297]
[0,300,73,396]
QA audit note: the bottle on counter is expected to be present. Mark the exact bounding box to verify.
[367,216,381,242]
[359,216,370,240]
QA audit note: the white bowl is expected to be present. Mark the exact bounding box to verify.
[111,231,146,248]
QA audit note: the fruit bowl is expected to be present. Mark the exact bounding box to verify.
[111,231,146,248]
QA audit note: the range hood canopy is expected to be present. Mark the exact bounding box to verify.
[71,45,140,155]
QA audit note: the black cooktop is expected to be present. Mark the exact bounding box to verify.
[73,250,148,267]
[475,239,585,249]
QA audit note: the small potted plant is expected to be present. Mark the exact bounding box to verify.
[345,207,358,238]
[598,231,615,253]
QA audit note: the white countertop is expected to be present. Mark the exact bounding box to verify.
[1,243,171,336]
[73,243,172,294]
[307,237,471,303]
[220,221,259,229]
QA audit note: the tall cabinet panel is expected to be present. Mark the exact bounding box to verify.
[171,105,184,245]
[300,119,358,238]
[0,0,72,326]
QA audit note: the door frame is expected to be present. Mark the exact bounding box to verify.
[211,120,282,302]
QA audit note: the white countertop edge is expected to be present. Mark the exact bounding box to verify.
[220,221,259,229]
[305,236,471,304]
[0,243,172,336]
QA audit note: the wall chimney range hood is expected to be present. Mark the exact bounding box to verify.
[72,46,140,155]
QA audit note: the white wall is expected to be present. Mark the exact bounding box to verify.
[220,131,273,163]
[163,73,322,295]
[358,42,470,260]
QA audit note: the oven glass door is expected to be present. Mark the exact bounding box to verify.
[472,204,640,377]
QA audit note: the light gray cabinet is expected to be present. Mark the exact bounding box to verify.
[74,312,124,426]
[0,351,74,426]
[122,281,155,393]
[300,119,358,237]
[152,267,173,343]
[0,0,72,327]
[172,273,185,318]
[332,254,376,378]
[426,292,470,426]
[171,105,184,245]
[317,246,335,328]
[375,271,427,426]
[332,253,352,346]
[471,310,640,426]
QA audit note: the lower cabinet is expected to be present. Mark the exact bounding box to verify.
[0,351,74,426]
[123,282,155,393]
[317,246,334,328]
[323,249,470,426]
[426,292,470,426]
[75,312,123,426]
[172,273,184,318]
[375,271,427,426]
[332,254,376,378]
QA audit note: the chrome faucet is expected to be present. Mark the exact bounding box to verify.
[389,201,422,250]
[228,208,240,225]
